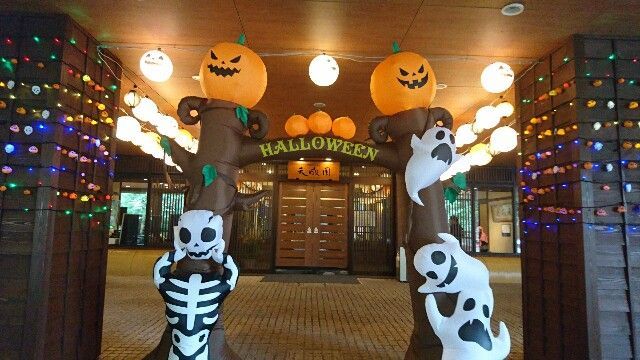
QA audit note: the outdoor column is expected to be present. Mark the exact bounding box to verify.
[0,12,119,359]
[518,35,640,359]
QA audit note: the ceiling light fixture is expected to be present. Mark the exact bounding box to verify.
[436,83,448,90]
[309,54,339,86]
[501,2,525,16]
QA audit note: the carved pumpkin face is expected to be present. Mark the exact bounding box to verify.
[198,42,267,108]
[370,51,437,115]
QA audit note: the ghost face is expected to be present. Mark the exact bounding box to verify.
[414,233,489,294]
[455,290,494,351]
[174,210,224,260]
[405,127,459,205]
[171,328,209,357]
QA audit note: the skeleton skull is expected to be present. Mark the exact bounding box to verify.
[414,233,489,294]
[174,210,225,261]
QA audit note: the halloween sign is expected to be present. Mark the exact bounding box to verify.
[370,42,437,115]
[405,127,460,205]
[259,136,379,161]
[287,161,340,181]
[198,35,267,108]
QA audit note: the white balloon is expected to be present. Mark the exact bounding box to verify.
[495,101,514,117]
[489,126,518,153]
[405,127,460,205]
[309,54,339,86]
[455,124,477,148]
[480,62,514,93]
[139,49,173,82]
[132,97,159,123]
[475,106,501,130]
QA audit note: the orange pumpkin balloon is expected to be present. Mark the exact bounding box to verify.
[370,50,437,115]
[332,116,356,139]
[307,111,332,134]
[198,41,267,108]
[285,114,309,137]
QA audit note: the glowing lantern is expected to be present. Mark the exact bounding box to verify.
[468,143,493,166]
[115,116,141,141]
[309,54,339,86]
[455,124,477,148]
[489,126,518,153]
[132,97,159,123]
[124,87,141,107]
[175,129,193,148]
[480,62,514,93]
[475,105,501,130]
[139,49,173,82]
[495,101,514,117]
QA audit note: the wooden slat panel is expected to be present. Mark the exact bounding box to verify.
[277,258,306,267]
[277,249,306,258]
[318,240,347,250]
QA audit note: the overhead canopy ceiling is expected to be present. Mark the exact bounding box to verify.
[4,0,640,165]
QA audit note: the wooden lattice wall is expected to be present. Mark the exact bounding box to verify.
[0,13,120,359]
[518,35,640,359]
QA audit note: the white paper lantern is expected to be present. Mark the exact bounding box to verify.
[489,126,518,153]
[455,124,477,148]
[309,54,339,86]
[132,97,159,123]
[468,143,493,166]
[475,105,501,130]
[124,88,141,107]
[157,116,179,138]
[480,62,514,93]
[115,116,141,141]
[175,129,193,148]
[139,49,173,83]
[495,101,514,117]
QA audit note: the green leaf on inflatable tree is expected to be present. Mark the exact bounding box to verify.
[202,164,217,187]
[452,172,467,190]
[160,136,171,156]
[236,33,246,45]
[235,106,249,126]
[444,186,460,203]
[392,41,401,54]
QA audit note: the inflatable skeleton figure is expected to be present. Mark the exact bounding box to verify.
[425,289,510,360]
[153,211,239,360]
[414,233,489,294]
[405,126,460,205]
[414,233,510,359]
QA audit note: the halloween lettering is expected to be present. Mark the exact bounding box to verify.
[259,136,379,161]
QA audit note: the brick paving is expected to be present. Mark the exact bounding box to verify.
[100,276,523,359]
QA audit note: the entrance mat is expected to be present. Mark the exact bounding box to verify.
[260,274,360,284]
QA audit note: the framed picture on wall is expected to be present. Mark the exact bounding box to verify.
[491,203,512,222]
[501,224,512,237]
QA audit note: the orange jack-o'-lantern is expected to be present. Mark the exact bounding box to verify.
[285,115,309,137]
[370,43,437,115]
[198,35,267,108]
[307,111,332,134]
[332,116,356,139]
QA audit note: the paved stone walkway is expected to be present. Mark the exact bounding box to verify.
[100,276,523,359]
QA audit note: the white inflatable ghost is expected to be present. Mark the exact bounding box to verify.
[426,289,511,360]
[414,233,489,294]
[174,210,225,263]
[405,127,460,205]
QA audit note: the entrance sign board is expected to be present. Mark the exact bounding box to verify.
[287,161,340,181]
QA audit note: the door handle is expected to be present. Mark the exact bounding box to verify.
[307,227,312,233]
[314,227,319,234]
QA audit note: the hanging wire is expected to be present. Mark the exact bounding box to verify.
[399,0,425,48]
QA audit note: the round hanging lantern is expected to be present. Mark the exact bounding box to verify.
[332,116,356,139]
[455,124,477,148]
[157,115,179,138]
[309,54,339,86]
[495,101,514,117]
[475,105,501,130]
[140,132,161,154]
[489,126,518,153]
[139,49,173,82]
[480,62,514,93]
[115,116,141,141]
[284,115,309,137]
[468,143,493,166]
[124,87,141,107]
[132,97,159,123]
[307,111,332,134]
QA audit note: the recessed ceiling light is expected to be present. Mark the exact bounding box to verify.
[501,2,524,16]
[192,75,200,81]
[436,83,448,90]
[313,102,326,108]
